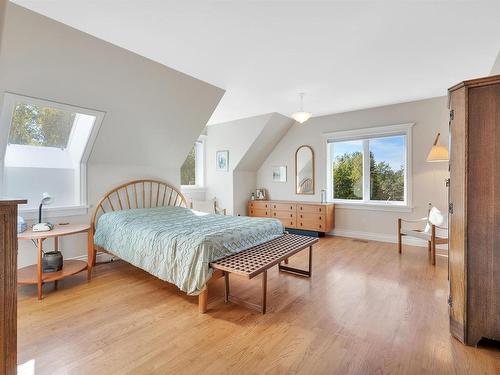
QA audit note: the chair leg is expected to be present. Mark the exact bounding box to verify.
[397,218,402,254]
[431,225,436,266]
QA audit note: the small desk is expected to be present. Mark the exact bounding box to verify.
[17,224,93,300]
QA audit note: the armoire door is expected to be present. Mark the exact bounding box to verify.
[448,86,467,343]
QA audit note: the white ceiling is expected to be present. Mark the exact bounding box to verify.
[11,1,500,125]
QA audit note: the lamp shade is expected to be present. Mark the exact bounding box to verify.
[41,192,53,205]
[427,133,449,162]
[291,111,312,124]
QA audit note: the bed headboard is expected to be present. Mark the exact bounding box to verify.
[91,179,187,230]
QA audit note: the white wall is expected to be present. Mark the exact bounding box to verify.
[0,4,224,267]
[205,113,293,215]
[205,114,273,215]
[491,50,500,75]
[257,96,450,243]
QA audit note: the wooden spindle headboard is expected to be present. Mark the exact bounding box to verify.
[91,179,187,230]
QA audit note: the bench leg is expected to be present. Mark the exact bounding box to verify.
[278,245,312,277]
[262,271,267,314]
[199,285,208,314]
[224,272,230,303]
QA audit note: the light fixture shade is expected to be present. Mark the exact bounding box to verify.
[291,111,312,124]
[427,145,449,162]
[41,192,53,205]
[427,132,449,162]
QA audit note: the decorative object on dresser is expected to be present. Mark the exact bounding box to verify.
[255,188,267,200]
[248,200,334,233]
[272,166,287,182]
[216,150,229,171]
[448,74,500,346]
[17,224,93,300]
[397,203,448,265]
[1,199,27,375]
[295,145,315,194]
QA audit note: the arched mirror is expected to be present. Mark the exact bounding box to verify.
[295,145,315,194]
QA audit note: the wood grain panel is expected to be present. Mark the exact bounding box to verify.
[248,208,270,217]
[271,211,295,220]
[1,200,26,375]
[448,86,467,343]
[270,202,296,211]
[467,84,500,344]
[248,201,269,210]
[297,204,325,213]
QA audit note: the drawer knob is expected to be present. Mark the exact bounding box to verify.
[319,208,322,212]
[290,214,293,218]
[300,214,303,218]
[290,206,293,210]
[319,224,322,228]
[274,213,276,216]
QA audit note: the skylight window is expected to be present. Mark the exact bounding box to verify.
[8,102,76,149]
[0,93,104,216]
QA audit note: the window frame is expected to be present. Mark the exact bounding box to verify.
[180,136,205,191]
[324,123,414,212]
[0,93,105,218]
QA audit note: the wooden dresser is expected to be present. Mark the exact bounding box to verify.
[248,200,334,233]
[1,199,27,375]
[448,74,500,346]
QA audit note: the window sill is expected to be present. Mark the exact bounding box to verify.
[332,201,413,213]
[18,205,89,221]
[180,186,206,192]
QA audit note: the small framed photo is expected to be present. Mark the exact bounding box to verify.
[255,188,267,200]
[272,166,287,182]
[216,150,229,171]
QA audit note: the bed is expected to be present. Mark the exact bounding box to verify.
[90,179,284,312]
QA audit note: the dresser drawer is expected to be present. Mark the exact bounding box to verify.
[271,211,296,220]
[297,204,326,214]
[248,208,270,217]
[270,202,296,212]
[248,201,269,210]
[298,213,326,223]
[297,219,326,232]
[277,218,296,228]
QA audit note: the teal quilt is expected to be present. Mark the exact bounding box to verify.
[94,206,283,295]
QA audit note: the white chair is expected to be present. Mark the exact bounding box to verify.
[190,198,226,215]
[398,203,448,265]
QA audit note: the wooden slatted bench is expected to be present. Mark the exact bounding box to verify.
[210,234,318,314]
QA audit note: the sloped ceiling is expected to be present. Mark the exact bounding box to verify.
[11,1,500,124]
[0,3,224,170]
[235,114,294,172]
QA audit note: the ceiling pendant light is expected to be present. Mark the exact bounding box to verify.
[291,92,312,124]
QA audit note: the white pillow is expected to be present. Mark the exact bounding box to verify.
[191,198,216,214]
[424,206,444,233]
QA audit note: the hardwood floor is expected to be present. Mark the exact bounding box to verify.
[17,236,500,375]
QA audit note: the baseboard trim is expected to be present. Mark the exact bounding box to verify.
[69,252,114,262]
[330,229,447,250]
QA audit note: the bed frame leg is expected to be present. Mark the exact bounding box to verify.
[199,285,208,314]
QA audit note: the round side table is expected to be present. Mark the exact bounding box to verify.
[17,223,93,300]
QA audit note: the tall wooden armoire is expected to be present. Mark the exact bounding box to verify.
[448,74,500,346]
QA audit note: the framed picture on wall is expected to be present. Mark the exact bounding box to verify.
[272,166,287,182]
[216,150,229,171]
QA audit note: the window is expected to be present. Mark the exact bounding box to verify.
[181,139,204,187]
[326,124,413,208]
[0,93,104,217]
